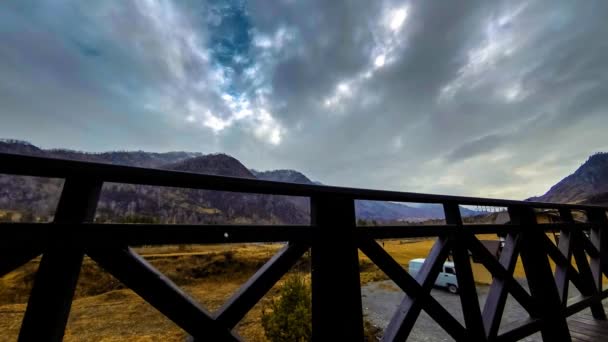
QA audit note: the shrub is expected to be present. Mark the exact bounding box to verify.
[262,274,311,342]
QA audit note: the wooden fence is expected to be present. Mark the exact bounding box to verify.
[0,152,607,341]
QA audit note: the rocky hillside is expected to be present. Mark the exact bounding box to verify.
[529,153,608,204]
[0,141,306,224]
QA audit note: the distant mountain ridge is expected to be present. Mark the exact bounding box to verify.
[0,140,477,223]
[0,140,305,224]
[0,139,202,167]
[251,169,479,221]
[528,153,608,204]
[252,169,318,184]
[168,154,255,179]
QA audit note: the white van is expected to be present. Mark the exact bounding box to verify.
[408,258,458,294]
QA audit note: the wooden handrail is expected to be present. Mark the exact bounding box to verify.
[0,152,607,342]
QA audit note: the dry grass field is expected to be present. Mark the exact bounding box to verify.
[0,235,602,341]
[368,235,528,285]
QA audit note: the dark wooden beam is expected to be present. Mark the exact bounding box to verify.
[588,209,608,290]
[543,234,585,295]
[579,232,600,259]
[0,223,312,248]
[18,249,84,342]
[19,177,102,342]
[215,242,309,329]
[444,204,486,342]
[1,152,606,210]
[358,237,466,341]
[381,236,453,342]
[310,196,363,341]
[0,248,42,278]
[513,206,571,342]
[554,209,574,306]
[466,234,536,315]
[571,230,606,319]
[480,232,524,339]
[87,247,237,341]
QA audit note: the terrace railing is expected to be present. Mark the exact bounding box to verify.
[0,152,607,342]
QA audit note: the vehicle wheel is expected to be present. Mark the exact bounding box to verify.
[448,284,458,294]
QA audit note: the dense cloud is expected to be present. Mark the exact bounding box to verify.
[1,0,607,199]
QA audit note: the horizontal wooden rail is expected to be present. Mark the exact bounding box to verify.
[0,152,607,342]
[1,152,606,210]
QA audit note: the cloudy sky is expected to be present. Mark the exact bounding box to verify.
[1,0,607,200]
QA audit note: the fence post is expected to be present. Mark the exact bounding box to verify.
[588,208,608,300]
[310,196,363,341]
[444,203,486,342]
[510,206,571,342]
[571,208,607,319]
[19,177,102,342]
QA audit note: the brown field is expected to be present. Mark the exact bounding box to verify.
[0,236,603,341]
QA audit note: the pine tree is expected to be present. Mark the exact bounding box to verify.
[262,274,311,342]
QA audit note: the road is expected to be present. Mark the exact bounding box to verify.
[362,280,606,342]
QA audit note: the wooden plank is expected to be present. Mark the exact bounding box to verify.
[571,315,608,326]
[358,237,466,341]
[555,209,575,307]
[544,233,585,299]
[568,320,608,339]
[381,236,455,342]
[466,234,536,315]
[514,206,571,342]
[571,229,606,319]
[481,232,525,339]
[18,249,84,342]
[588,209,608,292]
[444,204,486,342]
[19,177,101,342]
[310,196,363,342]
[569,330,602,342]
[87,247,237,341]
[0,223,312,247]
[579,233,600,259]
[216,243,308,328]
[566,294,604,316]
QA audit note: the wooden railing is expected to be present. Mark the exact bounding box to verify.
[1,152,607,342]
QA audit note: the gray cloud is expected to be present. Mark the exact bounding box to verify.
[444,134,506,163]
[1,0,607,199]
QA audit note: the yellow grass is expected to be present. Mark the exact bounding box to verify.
[366,236,527,285]
[0,244,286,342]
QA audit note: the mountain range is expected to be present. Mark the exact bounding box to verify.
[253,168,479,221]
[0,139,470,223]
[3,140,603,225]
[528,152,608,206]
